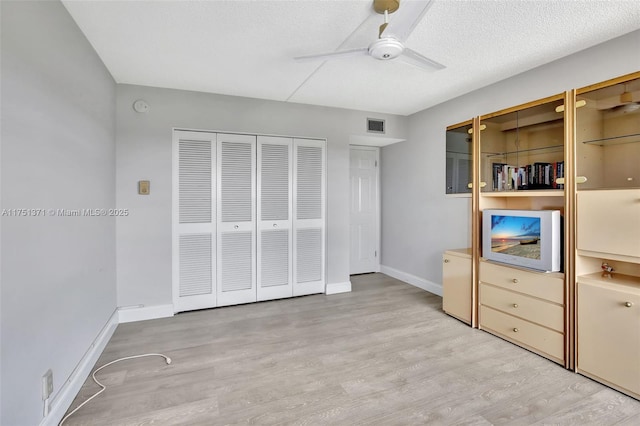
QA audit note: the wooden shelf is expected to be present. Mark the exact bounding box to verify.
[481,190,564,197]
[578,272,640,290]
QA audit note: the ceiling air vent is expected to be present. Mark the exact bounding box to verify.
[367,118,385,134]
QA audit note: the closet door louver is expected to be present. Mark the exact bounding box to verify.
[172,130,216,312]
[293,139,326,296]
[257,136,293,301]
[216,133,257,306]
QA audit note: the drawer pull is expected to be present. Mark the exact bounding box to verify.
[512,278,519,284]
[625,302,633,308]
[513,328,519,333]
[513,303,518,308]
[444,259,450,263]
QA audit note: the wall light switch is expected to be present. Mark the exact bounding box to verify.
[138,180,150,195]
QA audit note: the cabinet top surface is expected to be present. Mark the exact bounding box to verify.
[578,272,640,292]
[445,248,473,257]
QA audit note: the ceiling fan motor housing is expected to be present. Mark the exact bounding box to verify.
[369,38,404,60]
[373,0,400,14]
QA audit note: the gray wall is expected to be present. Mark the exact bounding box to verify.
[115,85,407,308]
[0,2,117,425]
[381,29,640,291]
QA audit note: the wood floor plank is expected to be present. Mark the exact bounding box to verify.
[63,273,640,425]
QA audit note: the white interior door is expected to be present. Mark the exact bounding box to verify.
[293,139,326,296]
[172,130,216,312]
[349,146,380,274]
[216,133,257,306]
[257,136,293,301]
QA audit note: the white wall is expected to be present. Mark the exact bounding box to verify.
[115,85,407,309]
[381,29,640,294]
[0,2,117,425]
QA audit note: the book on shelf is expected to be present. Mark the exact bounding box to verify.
[490,161,564,191]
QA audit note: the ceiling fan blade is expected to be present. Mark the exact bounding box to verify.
[381,0,435,43]
[399,48,445,70]
[294,48,369,63]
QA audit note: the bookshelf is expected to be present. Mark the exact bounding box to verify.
[479,96,566,195]
[443,73,640,397]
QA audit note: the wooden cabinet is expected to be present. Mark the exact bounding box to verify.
[479,260,565,364]
[442,249,472,324]
[577,273,640,399]
[573,73,640,400]
[445,72,640,397]
[471,94,569,366]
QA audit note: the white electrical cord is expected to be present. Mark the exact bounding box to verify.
[59,353,172,425]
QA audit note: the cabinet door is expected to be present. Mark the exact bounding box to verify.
[578,281,640,396]
[293,139,326,296]
[257,136,293,301]
[442,253,471,323]
[217,134,257,306]
[577,189,640,260]
[172,131,216,312]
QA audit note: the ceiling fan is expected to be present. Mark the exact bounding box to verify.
[294,0,445,71]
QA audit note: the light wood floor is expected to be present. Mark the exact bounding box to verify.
[64,273,640,425]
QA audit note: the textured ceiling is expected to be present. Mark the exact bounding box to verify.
[61,0,640,116]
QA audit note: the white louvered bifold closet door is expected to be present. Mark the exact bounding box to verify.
[293,139,326,296]
[257,136,293,301]
[216,133,257,306]
[172,130,217,312]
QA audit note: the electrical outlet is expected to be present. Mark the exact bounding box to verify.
[42,369,53,400]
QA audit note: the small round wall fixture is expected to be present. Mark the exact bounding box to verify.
[133,99,149,113]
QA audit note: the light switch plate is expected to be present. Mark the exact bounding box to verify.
[138,180,150,195]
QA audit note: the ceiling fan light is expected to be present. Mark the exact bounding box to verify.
[368,38,404,60]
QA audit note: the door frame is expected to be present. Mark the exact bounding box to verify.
[349,145,381,274]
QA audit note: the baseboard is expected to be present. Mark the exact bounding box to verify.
[41,309,119,426]
[118,304,174,323]
[380,265,443,297]
[325,281,352,295]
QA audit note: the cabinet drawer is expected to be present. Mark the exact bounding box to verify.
[480,261,564,304]
[480,305,564,363]
[480,284,564,332]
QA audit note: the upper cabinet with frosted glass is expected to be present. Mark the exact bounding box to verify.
[446,121,473,194]
[479,96,566,195]
[576,73,640,190]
